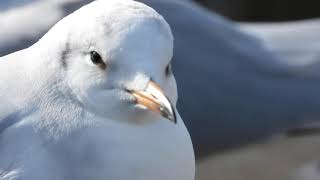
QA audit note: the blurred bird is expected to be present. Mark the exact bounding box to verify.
[0,0,195,179]
[240,19,320,77]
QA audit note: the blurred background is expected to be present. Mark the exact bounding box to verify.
[2,0,320,179]
[195,0,320,21]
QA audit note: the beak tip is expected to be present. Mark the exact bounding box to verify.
[173,118,177,124]
[163,106,177,124]
[129,80,178,124]
[172,108,177,124]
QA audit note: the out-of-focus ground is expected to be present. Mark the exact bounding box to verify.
[196,134,320,180]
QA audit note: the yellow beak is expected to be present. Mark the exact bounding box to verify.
[128,80,177,124]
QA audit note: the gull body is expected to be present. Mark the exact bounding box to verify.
[0,0,195,179]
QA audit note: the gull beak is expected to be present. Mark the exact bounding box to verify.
[128,80,177,124]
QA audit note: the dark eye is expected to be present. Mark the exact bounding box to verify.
[90,51,106,69]
[165,63,172,76]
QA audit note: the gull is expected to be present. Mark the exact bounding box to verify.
[4,0,320,157]
[0,0,195,179]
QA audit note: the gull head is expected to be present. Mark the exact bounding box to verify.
[39,0,177,124]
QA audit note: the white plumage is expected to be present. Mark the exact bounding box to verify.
[0,0,195,179]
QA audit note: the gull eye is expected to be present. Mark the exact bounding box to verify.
[165,63,172,77]
[90,51,106,69]
[90,51,103,64]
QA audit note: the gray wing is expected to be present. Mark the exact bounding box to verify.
[0,109,35,135]
[0,100,36,179]
[0,111,23,134]
[0,106,45,180]
[239,20,320,77]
